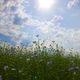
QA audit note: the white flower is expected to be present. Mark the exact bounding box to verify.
[73,72,76,75]
[11,68,16,70]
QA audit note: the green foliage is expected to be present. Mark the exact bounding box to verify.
[0,42,80,80]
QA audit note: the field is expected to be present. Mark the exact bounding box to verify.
[0,41,80,80]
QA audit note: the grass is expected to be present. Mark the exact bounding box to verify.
[0,41,80,80]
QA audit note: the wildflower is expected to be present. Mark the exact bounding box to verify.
[11,68,16,70]
[71,60,74,63]
[4,66,8,70]
[26,58,30,61]
[0,75,2,80]
[19,70,22,73]
[35,76,37,79]
[73,72,76,75]
[75,66,79,69]
[47,61,52,65]
[68,67,74,71]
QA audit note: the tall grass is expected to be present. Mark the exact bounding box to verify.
[0,41,80,80]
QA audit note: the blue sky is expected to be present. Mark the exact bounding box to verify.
[0,0,80,49]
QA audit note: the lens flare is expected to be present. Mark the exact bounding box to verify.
[37,0,55,11]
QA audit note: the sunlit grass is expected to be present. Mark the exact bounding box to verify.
[0,40,80,80]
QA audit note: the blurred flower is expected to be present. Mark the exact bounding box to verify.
[11,68,16,70]
[4,66,8,70]
[0,75,2,80]
[19,70,22,73]
[68,67,74,71]
[35,76,37,79]
[26,58,30,61]
[47,61,52,65]
[73,72,76,75]
[75,66,79,69]
[71,60,74,63]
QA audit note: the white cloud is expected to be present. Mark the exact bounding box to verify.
[67,0,79,9]
[0,0,29,44]
[0,0,80,50]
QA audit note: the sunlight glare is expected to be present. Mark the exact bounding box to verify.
[38,0,55,11]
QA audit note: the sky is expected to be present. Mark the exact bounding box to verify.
[0,0,80,49]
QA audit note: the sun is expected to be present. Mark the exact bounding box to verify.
[37,0,55,11]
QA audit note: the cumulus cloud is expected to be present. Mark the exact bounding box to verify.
[0,0,80,49]
[0,0,29,44]
[67,0,79,9]
[47,26,80,49]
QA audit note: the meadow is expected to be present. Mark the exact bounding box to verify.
[0,41,80,80]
